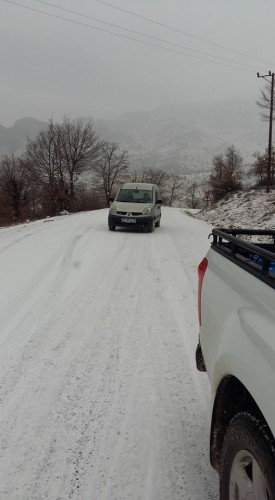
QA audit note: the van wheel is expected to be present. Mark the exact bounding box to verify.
[148,222,154,233]
[155,217,161,227]
[109,225,116,231]
[220,412,275,500]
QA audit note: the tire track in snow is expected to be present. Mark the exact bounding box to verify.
[0,228,152,499]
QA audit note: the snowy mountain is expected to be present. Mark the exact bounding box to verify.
[0,99,269,173]
[0,118,48,155]
[95,98,268,173]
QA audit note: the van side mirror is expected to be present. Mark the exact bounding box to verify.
[157,199,163,205]
[109,197,114,202]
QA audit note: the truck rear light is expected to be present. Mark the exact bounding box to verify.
[198,258,208,325]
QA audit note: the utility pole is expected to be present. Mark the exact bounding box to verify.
[257,71,274,193]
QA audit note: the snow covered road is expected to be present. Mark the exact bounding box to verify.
[0,208,218,499]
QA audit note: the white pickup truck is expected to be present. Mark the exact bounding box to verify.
[196,228,275,499]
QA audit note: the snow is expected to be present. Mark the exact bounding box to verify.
[194,189,275,229]
[0,207,218,499]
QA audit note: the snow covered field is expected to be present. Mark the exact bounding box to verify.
[0,207,218,500]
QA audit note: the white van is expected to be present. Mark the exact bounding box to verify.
[108,183,162,232]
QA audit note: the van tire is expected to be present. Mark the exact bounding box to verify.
[109,225,116,231]
[155,217,161,227]
[148,222,154,233]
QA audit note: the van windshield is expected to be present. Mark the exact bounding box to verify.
[116,189,153,203]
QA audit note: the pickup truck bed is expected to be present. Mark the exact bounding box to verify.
[211,228,275,288]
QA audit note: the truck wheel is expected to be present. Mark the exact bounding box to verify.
[220,412,275,500]
[109,225,116,231]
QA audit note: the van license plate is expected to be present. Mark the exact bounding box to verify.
[121,218,136,223]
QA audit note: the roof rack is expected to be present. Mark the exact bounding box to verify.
[210,228,275,289]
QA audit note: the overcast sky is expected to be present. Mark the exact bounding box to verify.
[1,0,275,126]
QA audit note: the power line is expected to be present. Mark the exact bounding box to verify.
[18,0,261,71]
[1,0,257,73]
[92,0,274,67]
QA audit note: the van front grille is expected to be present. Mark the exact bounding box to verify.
[117,211,142,216]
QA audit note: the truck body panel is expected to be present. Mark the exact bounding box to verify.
[197,228,275,480]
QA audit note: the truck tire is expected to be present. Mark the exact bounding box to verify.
[220,412,275,500]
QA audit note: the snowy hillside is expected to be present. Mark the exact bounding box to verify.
[96,98,267,173]
[194,188,275,229]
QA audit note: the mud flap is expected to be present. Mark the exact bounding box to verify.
[196,342,206,372]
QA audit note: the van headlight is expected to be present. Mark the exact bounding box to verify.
[142,207,152,215]
[109,205,117,214]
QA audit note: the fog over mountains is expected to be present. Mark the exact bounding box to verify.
[0,98,268,174]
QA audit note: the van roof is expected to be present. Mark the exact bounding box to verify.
[121,183,157,191]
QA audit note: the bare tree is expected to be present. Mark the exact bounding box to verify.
[166,173,184,206]
[134,167,169,191]
[25,118,104,214]
[0,192,13,224]
[73,185,105,212]
[256,83,275,121]
[25,120,61,215]
[0,154,26,219]
[253,148,275,187]
[93,142,129,205]
[210,145,243,202]
[61,118,104,209]
[185,182,200,209]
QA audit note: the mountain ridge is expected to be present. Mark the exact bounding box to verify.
[0,98,268,173]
